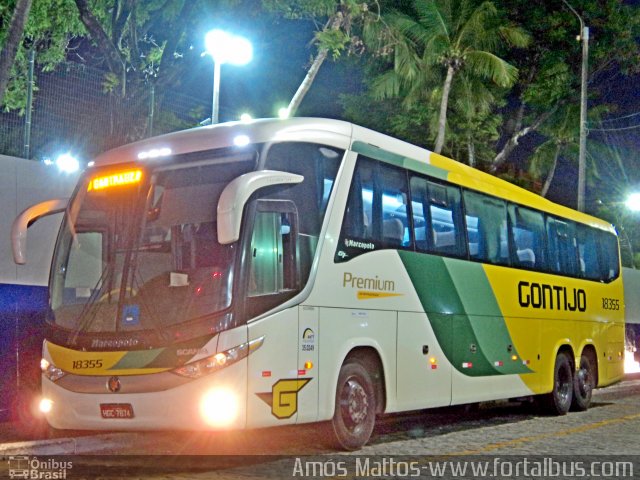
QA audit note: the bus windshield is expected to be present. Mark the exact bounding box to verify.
[50,152,256,338]
[48,141,343,344]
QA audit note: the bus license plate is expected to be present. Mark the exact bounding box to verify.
[100,403,134,419]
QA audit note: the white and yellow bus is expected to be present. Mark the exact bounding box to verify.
[13,118,624,449]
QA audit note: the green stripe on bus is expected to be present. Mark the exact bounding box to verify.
[445,259,530,374]
[351,141,448,180]
[109,348,165,370]
[398,251,531,376]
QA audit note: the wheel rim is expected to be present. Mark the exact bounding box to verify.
[339,376,369,433]
[557,363,572,404]
[576,362,592,399]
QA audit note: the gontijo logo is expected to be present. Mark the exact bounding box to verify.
[343,272,403,300]
[257,378,311,419]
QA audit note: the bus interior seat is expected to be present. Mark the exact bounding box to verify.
[434,229,460,255]
[415,226,427,250]
[383,218,404,245]
[434,229,455,248]
[517,248,535,268]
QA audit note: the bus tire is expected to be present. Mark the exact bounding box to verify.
[542,351,574,415]
[571,353,594,411]
[330,362,376,451]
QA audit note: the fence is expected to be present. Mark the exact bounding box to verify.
[0,62,211,163]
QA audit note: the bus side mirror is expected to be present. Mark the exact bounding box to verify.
[217,170,303,244]
[12,198,68,264]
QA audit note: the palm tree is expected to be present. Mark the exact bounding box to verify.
[373,0,529,153]
[449,74,501,166]
[529,104,607,198]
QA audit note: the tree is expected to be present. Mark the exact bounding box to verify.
[72,0,209,97]
[0,0,32,107]
[528,104,580,198]
[66,0,252,142]
[492,0,640,172]
[446,73,503,166]
[0,0,85,111]
[263,0,376,116]
[372,0,529,153]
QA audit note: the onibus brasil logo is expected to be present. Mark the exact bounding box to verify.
[8,456,72,479]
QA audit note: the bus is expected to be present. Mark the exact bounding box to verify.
[1,154,76,424]
[13,118,624,450]
[623,267,640,368]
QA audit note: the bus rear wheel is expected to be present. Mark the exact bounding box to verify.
[542,351,573,415]
[330,362,376,451]
[571,353,594,411]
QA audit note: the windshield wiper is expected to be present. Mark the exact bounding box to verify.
[68,260,115,344]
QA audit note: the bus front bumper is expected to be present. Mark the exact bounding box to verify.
[40,365,247,431]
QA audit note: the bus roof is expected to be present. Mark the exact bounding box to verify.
[91,117,614,234]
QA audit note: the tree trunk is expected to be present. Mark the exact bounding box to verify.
[491,102,562,172]
[434,65,455,154]
[541,144,561,198]
[74,0,126,94]
[287,48,329,116]
[467,134,475,167]
[0,0,33,106]
[287,12,343,117]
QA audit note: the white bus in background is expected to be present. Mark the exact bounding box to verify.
[0,155,77,422]
[623,267,640,371]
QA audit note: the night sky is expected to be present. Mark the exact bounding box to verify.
[181,6,638,213]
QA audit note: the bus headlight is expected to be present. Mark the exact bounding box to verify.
[39,398,54,414]
[200,388,239,427]
[41,358,66,382]
[172,336,264,379]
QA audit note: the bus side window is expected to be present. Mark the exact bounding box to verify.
[546,217,579,276]
[336,157,411,262]
[463,191,508,266]
[508,205,546,270]
[576,224,600,280]
[410,176,465,258]
[596,230,620,282]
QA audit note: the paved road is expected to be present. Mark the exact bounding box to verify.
[1,376,639,478]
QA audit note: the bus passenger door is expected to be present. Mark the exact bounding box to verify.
[244,200,302,428]
[396,312,452,410]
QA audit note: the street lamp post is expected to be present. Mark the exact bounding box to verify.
[561,0,589,212]
[204,30,253,124]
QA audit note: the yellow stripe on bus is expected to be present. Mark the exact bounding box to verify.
[46,341,170,376]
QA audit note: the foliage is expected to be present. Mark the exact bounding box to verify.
[493,0,640,170]
[369,0,529,153]
[341,88,434,148]
[263,0,378,114]
[445,74,504,166]
[0,0,84,111]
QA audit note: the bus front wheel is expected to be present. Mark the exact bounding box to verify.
[571,353,594,411]
[330,362,376,451]
[542,351,574,415]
